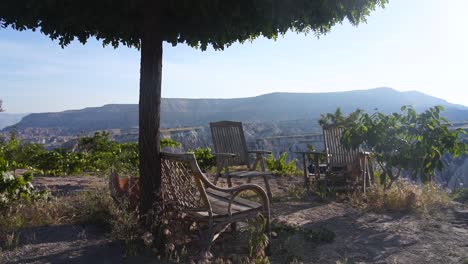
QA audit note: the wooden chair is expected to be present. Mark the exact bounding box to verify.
[210,121,273,199]
[160,152,270,258]
[322,125,373,191]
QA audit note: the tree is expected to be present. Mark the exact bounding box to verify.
[0,0,387,217]
[341,106,468,189]
[0,99,4,112]
[319,107,364,127]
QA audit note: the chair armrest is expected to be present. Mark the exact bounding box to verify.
[248,150,272,155]
[213,153,237,158]
[205,183,270,215]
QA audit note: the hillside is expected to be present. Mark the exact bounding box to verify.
[3,88,468,134]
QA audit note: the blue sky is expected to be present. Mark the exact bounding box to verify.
[1,0,467,113]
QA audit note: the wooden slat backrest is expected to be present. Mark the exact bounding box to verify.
[160,152,209,211]
[323,125,359,168]
[210,121,249,167]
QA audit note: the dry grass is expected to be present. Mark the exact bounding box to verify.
[452,188,468,204]
[0,188,114,232]
[0,188,123,251]
[349,179,451,214]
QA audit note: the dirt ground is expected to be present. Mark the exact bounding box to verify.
[1,176,468,264]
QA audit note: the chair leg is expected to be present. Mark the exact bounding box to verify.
[227,175,233,187]
[263,175,272,201]
[231,222,237,232]
[197,225,214,261]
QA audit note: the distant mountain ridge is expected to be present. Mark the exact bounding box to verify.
[3,87,468,133]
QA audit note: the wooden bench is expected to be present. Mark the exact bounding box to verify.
[160,152,271,258]
[109,152,271,257]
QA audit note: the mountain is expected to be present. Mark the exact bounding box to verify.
[0,113,28,130]
[3,87,468,134]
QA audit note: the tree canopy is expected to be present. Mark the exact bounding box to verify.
[1,0,387,50]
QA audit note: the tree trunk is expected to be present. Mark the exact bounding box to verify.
[139,26,163,218]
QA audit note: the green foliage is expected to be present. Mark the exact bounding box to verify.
[246,216,269,259]
[79,132,137,175]
[318,107,364,127]
[306,144,327,164]
[189,147,215,172]
[0,131,47,173]
[0,130,23,172]
[36,148,89,176]
[0,131,182,177]
[341,106,468,188]
[79,131,119,153]
[160,138,182,149]
[0,172,34,207]
[0,156,6,173]
[266,152,297,176]
[113,142,139,176]
[0,1,387,50]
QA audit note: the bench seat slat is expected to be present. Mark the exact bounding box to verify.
[207,189,263,209]
[219,171,271,179]
[188,190,262,221]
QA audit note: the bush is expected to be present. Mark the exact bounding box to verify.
[265,152,298,176]
[190,147,215,172]
[160,138,182,149]
[341,105,468,188]
[0,172,34,207]
[37,150,90,176]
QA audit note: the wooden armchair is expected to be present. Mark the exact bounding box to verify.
[322,125,373,191]
[210,121,273,199]
[296,125,373,192]
[160,152,271,258]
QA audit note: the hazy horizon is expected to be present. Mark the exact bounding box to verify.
[1,87,467,115]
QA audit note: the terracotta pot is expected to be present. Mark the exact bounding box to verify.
[117,177,129,193]
[109,174,140,208]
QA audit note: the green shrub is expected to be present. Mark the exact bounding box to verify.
[265,152,298,176]
[341,105,468,188]
[1,131,184,177]
[160,138,182,149]
[0,172,35,208]
[190,147,215,172]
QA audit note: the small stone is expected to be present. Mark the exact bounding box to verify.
[271,231,278,238]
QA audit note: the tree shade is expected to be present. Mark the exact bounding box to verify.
[0,0,388,218]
